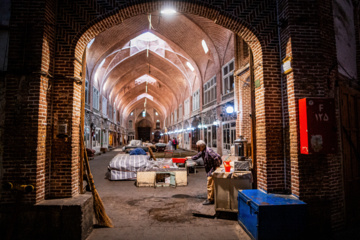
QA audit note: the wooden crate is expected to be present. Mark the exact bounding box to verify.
[136,169,187,187]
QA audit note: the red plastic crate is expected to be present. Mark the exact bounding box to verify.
[172,158,187,164]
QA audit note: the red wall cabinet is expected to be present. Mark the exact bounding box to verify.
[299,98,337,154]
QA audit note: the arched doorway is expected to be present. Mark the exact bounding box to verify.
[72,3,268,189]
[154,131,161,143]
[136,119,152,142]
[191,118,201,150]
[68,0,281,200]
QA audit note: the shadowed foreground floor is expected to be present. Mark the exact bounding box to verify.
[86,148,251,240]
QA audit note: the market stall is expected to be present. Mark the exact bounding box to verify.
[213,168,252,213]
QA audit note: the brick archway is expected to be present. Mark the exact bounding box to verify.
[1,0,350,232]
[62,1,284,198]
[2,0,287,205]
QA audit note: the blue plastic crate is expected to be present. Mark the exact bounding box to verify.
[238,189,307,240]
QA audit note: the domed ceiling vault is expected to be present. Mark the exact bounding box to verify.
[86,11,233,124]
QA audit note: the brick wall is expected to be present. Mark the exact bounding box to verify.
[279,0,345,231]
[1,0,57,203]
[235,36,251,142]
[0,0,351,232]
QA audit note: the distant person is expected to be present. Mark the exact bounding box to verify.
[172,137,178,150]
[166,140,172,150]
[186,140,222,205]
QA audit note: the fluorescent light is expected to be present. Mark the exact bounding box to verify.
[155,112,158,116]
[226,106,234,114]
[202,40,209,54]
[186,62,195,71]
[161,9,176,15]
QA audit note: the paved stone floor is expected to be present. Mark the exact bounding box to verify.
[86,148,251,240]
[86,148,360,240]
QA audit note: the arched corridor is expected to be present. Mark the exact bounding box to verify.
[1,0,359,239]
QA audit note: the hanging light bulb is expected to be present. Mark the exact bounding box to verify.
[226,106,234,114]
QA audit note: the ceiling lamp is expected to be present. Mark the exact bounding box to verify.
[202,40,209,54]
[226,106,234,114]
[186,62,195,72]
[161,9,176,15]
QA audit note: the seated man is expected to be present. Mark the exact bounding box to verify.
[186,140,222,205]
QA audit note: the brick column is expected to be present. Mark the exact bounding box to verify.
[279,0,344,230]
[49,52,82,198]
[1,0,56,204]
[252,45,285,193]
[2,74,50,203]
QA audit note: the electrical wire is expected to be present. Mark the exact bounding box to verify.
[148,14,156,30]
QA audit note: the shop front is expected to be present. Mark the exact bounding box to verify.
[222,121,236,155]
[93,127,101,153]
[202,109,219,153]
[183,121,191,150]
[127,131,135,144]
[191,118,200,150]
[108,124,116,147]
[221,102,237,155]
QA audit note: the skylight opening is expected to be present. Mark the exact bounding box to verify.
[202,40,209,54]
[161,9,176,15]
[137,93,154,101]
[186,62,195,72]
[94,58,106,84]
[135,74,157,85]
[136,32,159,42]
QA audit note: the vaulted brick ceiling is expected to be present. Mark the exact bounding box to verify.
[86,11,233,119]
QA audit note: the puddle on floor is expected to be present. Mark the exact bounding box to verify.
[172,194,206,199]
